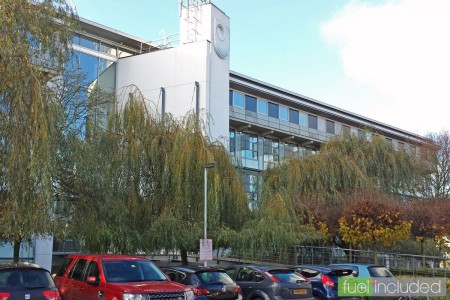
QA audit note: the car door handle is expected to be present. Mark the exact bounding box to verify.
[98,290,104,298]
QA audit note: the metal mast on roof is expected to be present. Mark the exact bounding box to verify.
[179,0,210,43]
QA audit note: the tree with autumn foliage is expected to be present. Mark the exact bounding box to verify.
[338,197,411,262]
[402,199,450,258]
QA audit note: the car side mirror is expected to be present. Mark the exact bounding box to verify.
[86,276,99,285]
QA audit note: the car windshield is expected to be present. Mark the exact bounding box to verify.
[0,269,55,290]
[368,266,394,277]
[103,260,167,282]
[196,271,234,285]
[269,270,307,283]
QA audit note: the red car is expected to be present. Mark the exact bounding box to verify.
[54,254,194,300]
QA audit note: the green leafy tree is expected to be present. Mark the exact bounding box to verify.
[0,0,77,262]
[256,135,424,252]
[59,87,249,264]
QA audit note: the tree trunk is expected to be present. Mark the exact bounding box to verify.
[180,248,188,266]
[13,239,21,263]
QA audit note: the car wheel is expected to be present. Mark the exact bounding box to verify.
[253,297,263,300]
[313,296,320,300]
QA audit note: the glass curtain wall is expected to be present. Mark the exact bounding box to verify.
[70,34,122,132]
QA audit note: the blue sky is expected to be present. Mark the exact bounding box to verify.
[71,0,450,136]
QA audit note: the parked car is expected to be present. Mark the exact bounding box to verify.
[160,266,242,300]
[290,265,358,300]
[0,262,62,300]
[54,254,195,300]
[225,265,313,300]
[329,263,394,278]
[329,264,401,300]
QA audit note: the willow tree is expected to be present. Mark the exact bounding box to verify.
[0,0,77,262]
[61,87,249,264]
[257,135,423,249]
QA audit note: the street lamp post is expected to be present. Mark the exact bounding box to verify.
[203,162,215,267]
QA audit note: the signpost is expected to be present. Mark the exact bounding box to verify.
[200,239,213,261]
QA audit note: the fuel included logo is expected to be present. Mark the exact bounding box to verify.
[338,277,447,297]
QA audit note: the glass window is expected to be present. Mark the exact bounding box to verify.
[342,125,350,136]
[241,134,258,160]
[263,138,279,169]
[85,261,100,283]
[69,259,88,281]
[245,95,257,112]
[257,98,267,114]
[268,270,307,283]
[229,130,235,154]
[299,112,308,126]
[233,91,244,108]
[242,171,260,210]
[80,36,99,51]
[268,102,279,118]
[99,42,117,57]
[279,106,288,121]
[358,129,366,141]
[196,271,234,285]
[326,120,335,134]
[308,114,318,129]
[229,90,233,106]
[57,258,74,277]
[103,260,167,283]
[284,143,299,159]
[236,267,253,282]
[289,109,299,124]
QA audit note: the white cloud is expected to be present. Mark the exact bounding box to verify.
[321,0,450,135]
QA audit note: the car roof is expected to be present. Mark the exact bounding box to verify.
[293,265,352,273]
[231,265,293,271]
[331,263,382,267]
[0,262,45,270]
[67,254,150,262]
[162,266,226,273]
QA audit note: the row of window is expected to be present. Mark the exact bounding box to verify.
[229,90,318,128]
[73,34,134,58]
[229,90,361,136]
[230,90,322,129]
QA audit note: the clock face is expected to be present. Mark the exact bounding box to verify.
[213,19,230,59]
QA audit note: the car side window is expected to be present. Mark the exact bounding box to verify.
[85,261,100,283]
[254,271,265,282]
[56,257,74,277]
[69,259,88,281]
[226,269,236,279]
[236,267,253,282]
[350,267,359,277]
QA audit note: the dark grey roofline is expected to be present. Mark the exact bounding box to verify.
[78,17,161,54]
[230,70,429,144]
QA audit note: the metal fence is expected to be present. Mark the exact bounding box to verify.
[219,246,449,276]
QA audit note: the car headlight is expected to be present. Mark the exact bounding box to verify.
[123,293,148,300]
[185,290,195,300]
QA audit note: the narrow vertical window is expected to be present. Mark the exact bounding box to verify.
[326,120,335,134]
[268,102,279,118]
[308,114,318,129]
[257,99,268,114]
[245,95,257,112]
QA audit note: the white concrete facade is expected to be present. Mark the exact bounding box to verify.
[116,3,230,145]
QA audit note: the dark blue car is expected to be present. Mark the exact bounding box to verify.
[161,266,242,300]
[290,265,359,300]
